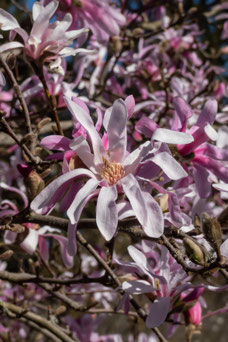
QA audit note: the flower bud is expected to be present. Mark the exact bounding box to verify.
[17,164,45,201]
[183,237,207,266]
[201,213,222,251]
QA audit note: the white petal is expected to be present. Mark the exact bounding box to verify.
[146,297,170,328]
[20,229,39,254]
[64,96,105,167]
[96,186,118,240]
[212,183,228,192]
[151,152,188,180]
[128,245,148,269]
[0,9,20,30]
[204,123,218,141]
[107,99,127,163]
[152,128,194,144]
[67,178,99,224]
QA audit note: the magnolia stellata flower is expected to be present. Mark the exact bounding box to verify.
[31,96,165,255]
[41,0,126,42]
[0,0,91,71]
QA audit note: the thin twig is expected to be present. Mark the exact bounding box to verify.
[0,55,33,136]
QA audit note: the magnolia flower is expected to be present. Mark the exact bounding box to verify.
[31,96,165,255]
[0,0,90,70]
[41,0,126,42]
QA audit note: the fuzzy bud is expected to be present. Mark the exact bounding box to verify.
[183,237,207,266]
[201,213,222,251]
[17,164,45,201]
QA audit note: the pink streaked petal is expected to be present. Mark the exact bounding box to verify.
[31,168,96,214]
[45,234,74,268]
[20,229,39,254]
[64,96,105,165]
[135,116,158,137]
[38,236,49,262]
[68,222,77,256]
[122,280,155,294]
[123,141,151,175]
[30,0,59,42]
[152,128,193,145]
[121,174,164,238]
[196,99,218,127]
[0,9,21,30]
[0,71,5,87]
[195,143,228,161]
[41,135,71,151]
[193,165,211,198]
[125,95,135,119]
[146,297,170,328]
[151,152,188,180]
[48,13,72,41]
[0,41,24,54]
[96,185,118,241]
[107,99,127,163]
[70,136,99,174]
[194,156,228,183]
[173,97,192,131]
[67,178,100,224]
[128,245,148,269]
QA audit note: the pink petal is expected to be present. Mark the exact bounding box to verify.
[121,174,164,238]
[31,168,96,214]
[196,99,218,127]
[64,96,105,165]
[96,185,118,240]
[151,152,188,180]
[67,178,99,224]
[146,297,170,328]
[107,99,127,163]
[41,135,71,151]
[125,95,135,119]
[152,128,193,144]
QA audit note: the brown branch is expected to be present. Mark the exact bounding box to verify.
[0,300,78,342]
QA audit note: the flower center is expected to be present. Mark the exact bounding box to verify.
[100,157,125,185]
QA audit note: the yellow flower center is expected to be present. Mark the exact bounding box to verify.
[100,157,125,185]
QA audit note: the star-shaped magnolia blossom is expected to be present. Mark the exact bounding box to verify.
[0,0,90,71]
[31,95,193,255]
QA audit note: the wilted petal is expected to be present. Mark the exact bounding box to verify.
[151,152,188,180]
[96,185,118,240]
[146,297,170,328]
[152,128,193,145]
